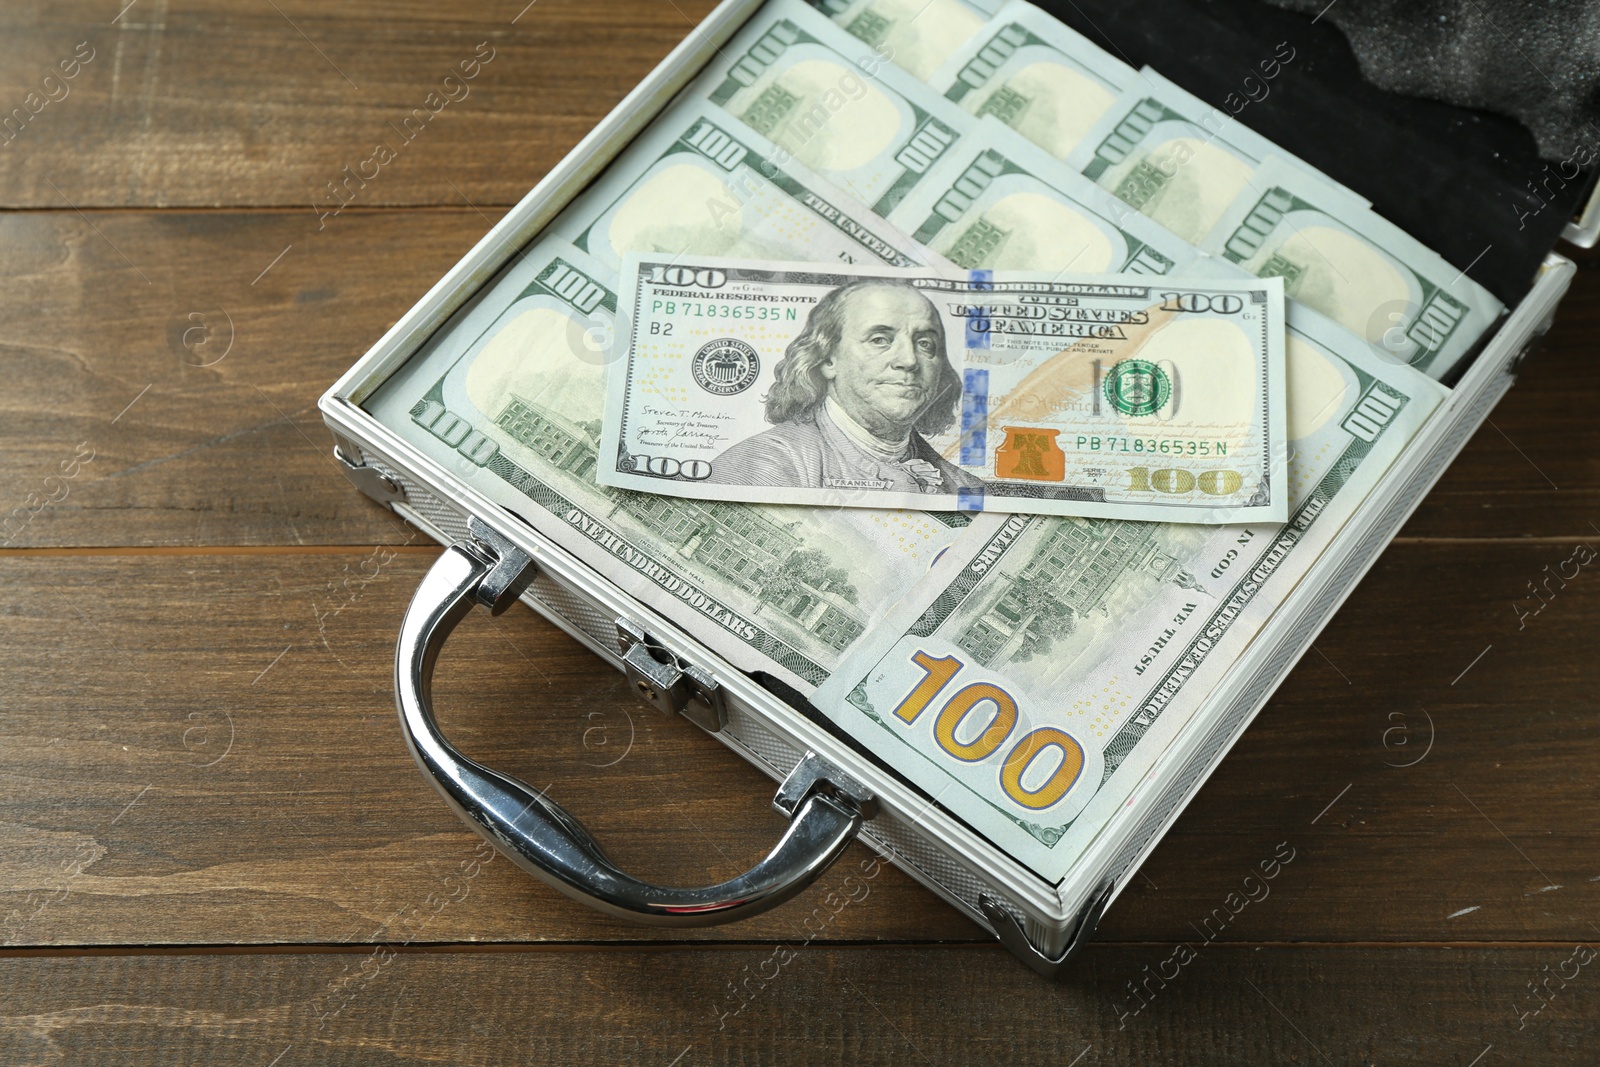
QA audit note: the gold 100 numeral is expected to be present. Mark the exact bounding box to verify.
[891,651,1085,811]
[1127,466,1243,495]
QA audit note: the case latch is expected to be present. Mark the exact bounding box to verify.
[334,442,405,506]
[615,619,727,733]
[1506,314,1556,377]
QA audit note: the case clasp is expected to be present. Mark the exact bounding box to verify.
[615,619,727,733]
[334,443,405,506]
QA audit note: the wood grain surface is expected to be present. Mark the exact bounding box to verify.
[3,1,1598,1064]
[0,0,721,209]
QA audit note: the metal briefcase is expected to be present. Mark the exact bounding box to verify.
[319,0,1597,973]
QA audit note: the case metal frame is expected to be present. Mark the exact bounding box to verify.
[320,0,1579,968]
[1563,180,1600,248]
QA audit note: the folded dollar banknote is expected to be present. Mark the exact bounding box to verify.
[599,254,1288,524]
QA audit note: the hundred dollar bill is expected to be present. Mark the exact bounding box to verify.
[362,237,984,693]
[599,254,1289,524]
[693,0,974,216]
[810,303,1446,879]
[930,1,1136,161]
[550,98,928,274]
[1063,69,1368,246]
[887,115,1197,275]
[1198,156,1505,381]
[804,0,991,82]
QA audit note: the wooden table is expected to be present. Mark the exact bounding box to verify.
[3,2,1597,1063]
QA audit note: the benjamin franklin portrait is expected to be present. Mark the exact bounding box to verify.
[706,279,985,495]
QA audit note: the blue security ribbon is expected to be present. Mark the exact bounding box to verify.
[961,368,989,466]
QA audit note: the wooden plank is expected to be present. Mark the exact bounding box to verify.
[1401,251,1600,540]
[0,550,978,947]
[2,210,1598,548]
[0,0,719,209]
[1101,538,1600,943]
[0,209,498,549]
[2,543,1597,947]
[3,945,1596,1064]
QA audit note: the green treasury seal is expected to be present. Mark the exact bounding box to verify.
[1103,358,1171,417]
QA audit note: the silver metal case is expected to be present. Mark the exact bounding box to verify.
[320,0,1581,970]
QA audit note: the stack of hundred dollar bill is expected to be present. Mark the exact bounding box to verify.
[366,0,1502,880]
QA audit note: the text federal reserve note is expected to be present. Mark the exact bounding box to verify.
[600,254,1288,524]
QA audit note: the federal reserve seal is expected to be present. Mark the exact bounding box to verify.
[691,337,760,396]
[1103,358,1171,418]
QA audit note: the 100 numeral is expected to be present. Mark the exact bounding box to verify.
[1127,466,1244,496]
[891,651,1085,811]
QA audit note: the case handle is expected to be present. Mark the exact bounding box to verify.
[395,519,873,926]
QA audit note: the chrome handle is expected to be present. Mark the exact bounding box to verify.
[394,519,871,926]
